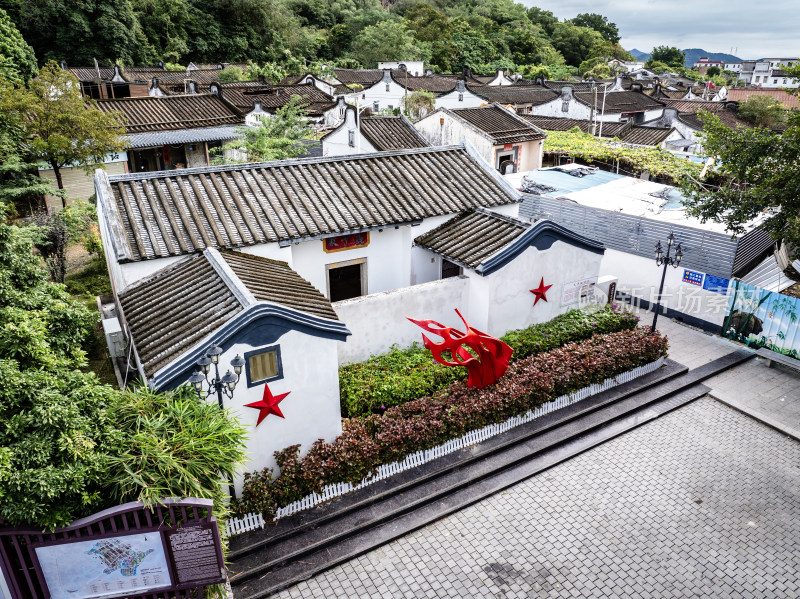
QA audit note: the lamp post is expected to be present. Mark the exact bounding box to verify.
[651,232,683,333]
[189,345,245,499]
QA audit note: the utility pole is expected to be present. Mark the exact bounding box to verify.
[589,83,597,136]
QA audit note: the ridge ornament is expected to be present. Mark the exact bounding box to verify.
[245,383,290,425]
[530,277,553,306]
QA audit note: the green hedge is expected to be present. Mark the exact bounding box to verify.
[339,305,639,418]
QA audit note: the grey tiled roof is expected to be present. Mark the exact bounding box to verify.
[359,116,429,150]
[574,90,664,113]
[414,209,528,269]
[119,249,340,377]
[98,145,519,263]
[96,94,243,133]
[120,253,241,375]
[468,85,558,106]
[450,104,547,145]
[126,125,241,149]
[520,116,674,147]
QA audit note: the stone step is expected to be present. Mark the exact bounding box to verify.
[229,350,753,599]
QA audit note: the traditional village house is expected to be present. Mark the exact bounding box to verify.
[520,115,682,149]
[94,144,608,483]
[414,104,547,173]
[321,106,429,156]
[526,86,666,124]
[94,93,246,173]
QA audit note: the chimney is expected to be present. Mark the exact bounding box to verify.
[534,76,544,86]
[456,79,467,93]
[149,77,163,97]
[425,68,433,76]
[210,83,222,99]
[631,82,643,92]
[560,86,573,113]
[113,64,123,81]
[188,80,198,94]
[253,100,263,112]
[158,61,165,70]
[59,60,67,70]
[381,69,392,83]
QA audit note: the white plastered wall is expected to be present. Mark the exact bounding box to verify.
[219,330,343,493]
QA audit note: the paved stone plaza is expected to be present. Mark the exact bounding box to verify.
[275,397,800,598]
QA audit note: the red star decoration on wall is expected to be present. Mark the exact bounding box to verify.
[530,277,553,306]
[245,383,290,425]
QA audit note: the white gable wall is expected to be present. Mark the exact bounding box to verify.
[221,329,343,493]
[435,88,486,109]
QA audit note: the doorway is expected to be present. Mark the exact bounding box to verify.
[327,259,366,302]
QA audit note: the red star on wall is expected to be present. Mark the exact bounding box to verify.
[245,383,290,425]
[530,277,553,306]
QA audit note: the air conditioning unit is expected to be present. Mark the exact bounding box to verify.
[102,317,126,359]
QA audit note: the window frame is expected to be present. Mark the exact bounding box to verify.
[244,344,284,388]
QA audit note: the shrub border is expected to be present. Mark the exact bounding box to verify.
[226,355,665,535]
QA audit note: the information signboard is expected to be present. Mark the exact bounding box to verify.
[35,534,171,599]
[561,276,598,306]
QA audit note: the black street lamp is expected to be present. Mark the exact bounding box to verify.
[651,232,683,333]
[189,345,245,499]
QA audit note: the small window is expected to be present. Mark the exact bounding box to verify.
[372,101,379,112]
[245,346,283,387]
[458,93,464,102]
[387,104,393,110]
[441,259,462,279]
[385,83,390,92]
[348,130,355,147]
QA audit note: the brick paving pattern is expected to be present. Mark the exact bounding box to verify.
[274,398,800,598]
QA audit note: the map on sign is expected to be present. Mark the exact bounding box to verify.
[35,533,172,599]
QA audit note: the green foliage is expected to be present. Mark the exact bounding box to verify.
[65,257,112,300]
[403,89,435,119]
[338,306,639,418]
[105,384,247,512]
[647,46,685,69]
[0,63,127,208]
[213,95,315,164]
[706,66,721,77]
[570,13,620,44]
[544,129,702,182]
[217,65,246,82]
[645,60,672,74]
[681,111,800,246]
[348,20,430,68]
[4,0,151,65]
[736,95,787,128]
[162,62,186,71]
[0,202,247,529]
[0,7,37,83]
[550,22,604,67]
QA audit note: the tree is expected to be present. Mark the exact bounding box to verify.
[348,20,430,68]
[570,13,620,44]
[681,111,800,246]
[3,0,150,65]
[737,95,787,128]
[0,201,247,529]
[403,90,434,121]
[647,46,685,69]
[550,22,605,67]
[0,63,127,209]
[0,7,36,83]
[403,3,451,43]
[527,7,558,36]
[214,95,315,164]
[218,65,246,82]
[706,65,721,77]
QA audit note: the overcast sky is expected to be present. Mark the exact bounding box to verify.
[521,0,798,59]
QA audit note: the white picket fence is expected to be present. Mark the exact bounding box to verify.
[225,357,665,537]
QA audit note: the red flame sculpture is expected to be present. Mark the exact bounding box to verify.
[407,309,513,389]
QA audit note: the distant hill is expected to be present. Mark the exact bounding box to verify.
[626,48,743,68]
[681,49,741,68]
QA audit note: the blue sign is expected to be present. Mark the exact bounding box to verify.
[682,270,703,286]
[703,274,730,294]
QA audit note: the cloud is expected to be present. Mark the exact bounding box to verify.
[520,0,798,58]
